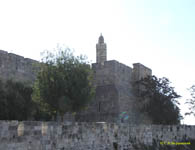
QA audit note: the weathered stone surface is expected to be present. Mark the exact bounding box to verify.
[0,50,39,83]
[77,59,152,124]
[0,121,194,150]
[0,35,153,124]
[96,34,107,65]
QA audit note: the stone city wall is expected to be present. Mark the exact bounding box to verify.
[0,121,194,150]
[132,63,152,81]
[0,50,39,83]
[92,60,133,87]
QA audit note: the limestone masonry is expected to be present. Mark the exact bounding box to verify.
[0,121,194,150]
[0,50,39,83]
[1,35,194,150]
[0,35,152,124]
[76,35,152,124]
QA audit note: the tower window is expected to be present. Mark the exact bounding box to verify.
[98,102,101,112]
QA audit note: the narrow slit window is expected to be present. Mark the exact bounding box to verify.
[98,102,101,112]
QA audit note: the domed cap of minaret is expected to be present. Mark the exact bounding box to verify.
[98,33,104,44]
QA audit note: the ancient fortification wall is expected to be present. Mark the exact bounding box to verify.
[82,60,152,124]
[0,121,194,150]
[0,49,152,124]
[0,36,194,149]
[0,50,39,83]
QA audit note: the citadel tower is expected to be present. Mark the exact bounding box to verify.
[76,35,152,124]
[96,34,107,65]
[0,35,152,124]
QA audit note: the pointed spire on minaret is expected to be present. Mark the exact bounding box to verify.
[96,34,107,64]
[98,33,104,44]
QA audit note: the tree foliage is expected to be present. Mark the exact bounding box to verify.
[0,79,34,120]
[185,85,195,117]
[133,75,182,124]
[0,80,7,119]
[32,47,94,119]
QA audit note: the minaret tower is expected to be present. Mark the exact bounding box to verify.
[96,34,107,64]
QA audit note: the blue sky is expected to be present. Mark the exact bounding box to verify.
[0,0,195,124]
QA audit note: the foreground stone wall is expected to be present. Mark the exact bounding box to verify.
[0,121,194,150]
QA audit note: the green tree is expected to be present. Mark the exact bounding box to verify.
[133,75,182,124]
[185,85,195,117]
[0,79,8,119]
[0,79,34,120]
[32,47,94,120]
